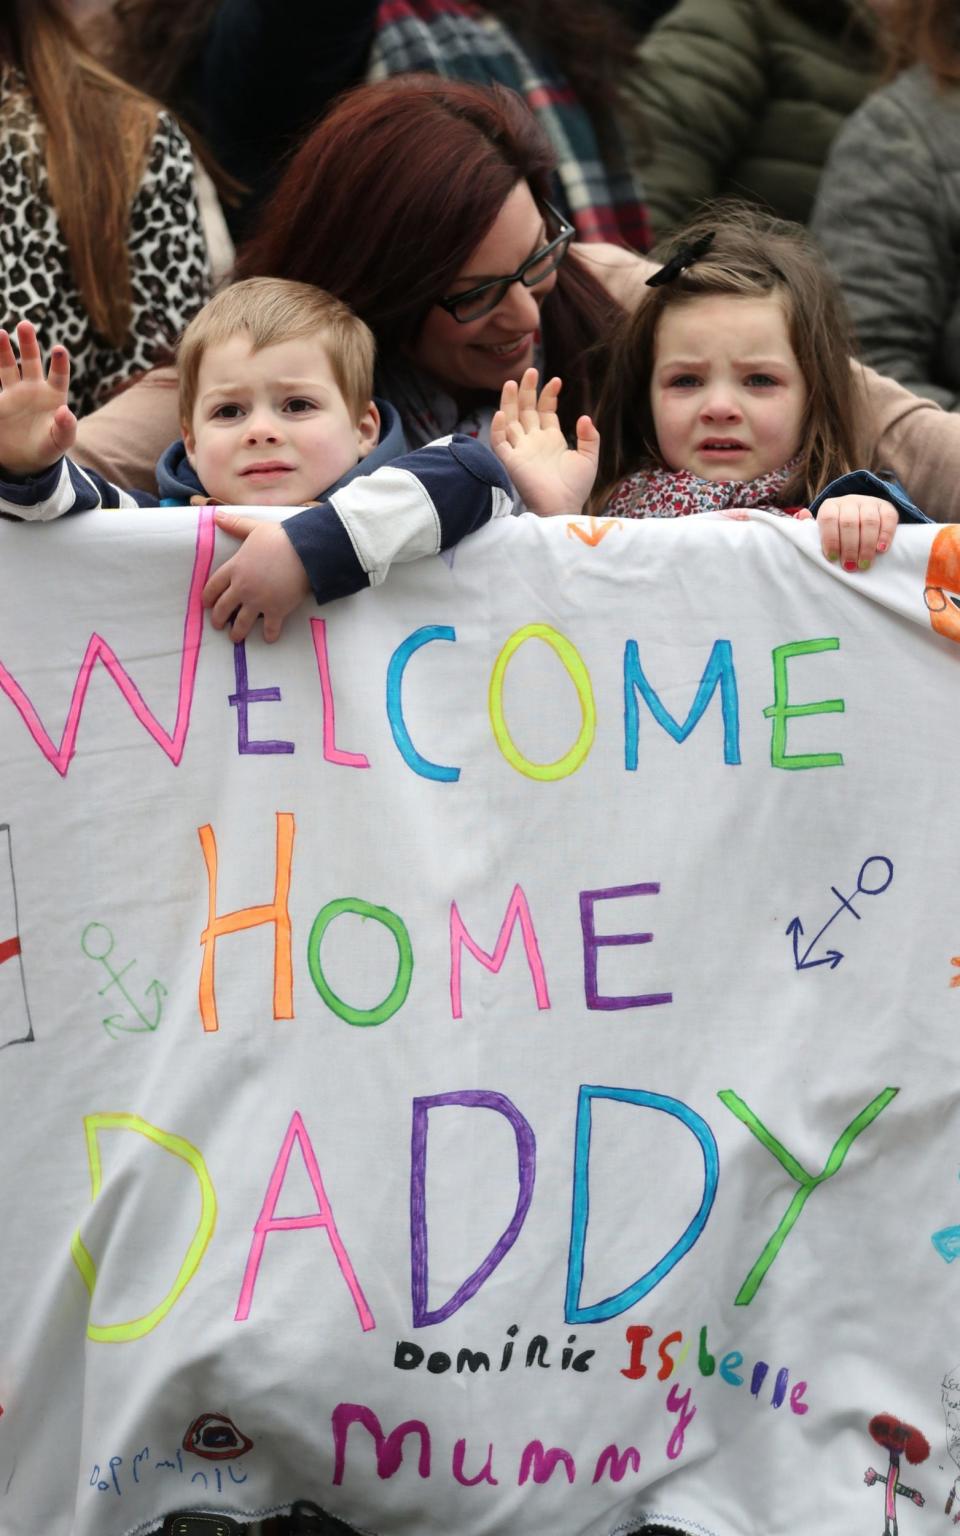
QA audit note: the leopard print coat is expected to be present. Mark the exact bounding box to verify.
[0,71,212,418]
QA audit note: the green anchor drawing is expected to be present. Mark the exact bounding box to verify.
[81,922,166,1037]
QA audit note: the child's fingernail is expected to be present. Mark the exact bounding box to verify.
[877,541,888,553]
[826,551,839,562]
[843,560,857,572]
[858,558,871,571]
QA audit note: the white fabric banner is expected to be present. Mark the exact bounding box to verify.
[2,506,959,1536]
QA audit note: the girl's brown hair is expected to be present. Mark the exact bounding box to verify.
[236,74,623,434]
[0,0,161,348]
[880,0,960,87]
[593,204,865,509]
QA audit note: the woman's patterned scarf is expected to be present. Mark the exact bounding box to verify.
[605,459,801,519]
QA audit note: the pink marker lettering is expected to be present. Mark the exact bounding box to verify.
[449,884,550,1019]
[0,508,213,775]
[235,1110,373,1330]
[311,618,370,768]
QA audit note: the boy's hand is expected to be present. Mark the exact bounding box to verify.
[203,513,311,643]
[491,367,599,517]
[797,495,898,570]
[0,321,76,477]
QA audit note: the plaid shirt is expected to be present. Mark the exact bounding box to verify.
[369,0,650,250]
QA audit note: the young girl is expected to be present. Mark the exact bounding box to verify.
[492,206,930,569]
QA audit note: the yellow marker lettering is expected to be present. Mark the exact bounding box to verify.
[489,624,596,781]
[70,1113,216,1342]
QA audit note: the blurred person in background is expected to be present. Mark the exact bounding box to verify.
[358,0,650,248]
[0,0,212,417]
[812,0,960,409]
[78,0,235,279]
[621,0,880,236]
[97,0,651,250]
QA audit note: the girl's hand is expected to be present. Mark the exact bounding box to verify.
[0,321,76,478]
[202,513,311,642]
[491,367,599,517]
[797,495,898,570]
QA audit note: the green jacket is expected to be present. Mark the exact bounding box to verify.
[624,0,878,237]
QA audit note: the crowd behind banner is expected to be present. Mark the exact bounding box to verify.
[2,2,960,1535]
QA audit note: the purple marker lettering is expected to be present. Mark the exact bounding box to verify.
[227,641,293,754]
[410,1091,535,1326]
[579,884,672,1009]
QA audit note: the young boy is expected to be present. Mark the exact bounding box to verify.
[0,278,512,640]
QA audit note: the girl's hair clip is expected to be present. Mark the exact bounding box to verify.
[645,230,716,288]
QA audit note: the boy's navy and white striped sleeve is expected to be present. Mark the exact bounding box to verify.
[0,456,155,520]
[282,434,514,605]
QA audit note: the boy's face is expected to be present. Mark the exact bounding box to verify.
[183,333,378,506]
[650,293,807,483]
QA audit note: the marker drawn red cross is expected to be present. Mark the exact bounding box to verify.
[0,935,20,965]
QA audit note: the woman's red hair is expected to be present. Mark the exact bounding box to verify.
[236,75,622,431]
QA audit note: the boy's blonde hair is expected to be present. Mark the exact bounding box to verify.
[593,204,866,510]
[177,276,376,426]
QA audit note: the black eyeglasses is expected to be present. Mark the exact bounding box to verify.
[437,201,575,323]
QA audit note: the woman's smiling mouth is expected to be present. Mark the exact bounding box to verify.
[472,334,533,361]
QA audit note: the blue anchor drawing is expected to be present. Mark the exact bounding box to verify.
[786,855,894,971]
[81,922,166,1037]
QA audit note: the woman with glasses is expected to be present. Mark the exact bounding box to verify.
[71,75,643,489]
[236,74,649,450]
[73,72,960,520]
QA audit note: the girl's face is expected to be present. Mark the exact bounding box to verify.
[412,181,560,400]
[650,292,808,482]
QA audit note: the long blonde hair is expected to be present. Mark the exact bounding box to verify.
[593,205,865,510]
[1,0,162,347]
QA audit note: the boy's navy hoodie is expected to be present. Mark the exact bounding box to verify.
[0,399,514,605]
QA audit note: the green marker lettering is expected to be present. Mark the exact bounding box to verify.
[763,638,844,769]
[719,1086,898,1304]
[697,1324,716,1376]
[307,897,413,1026]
